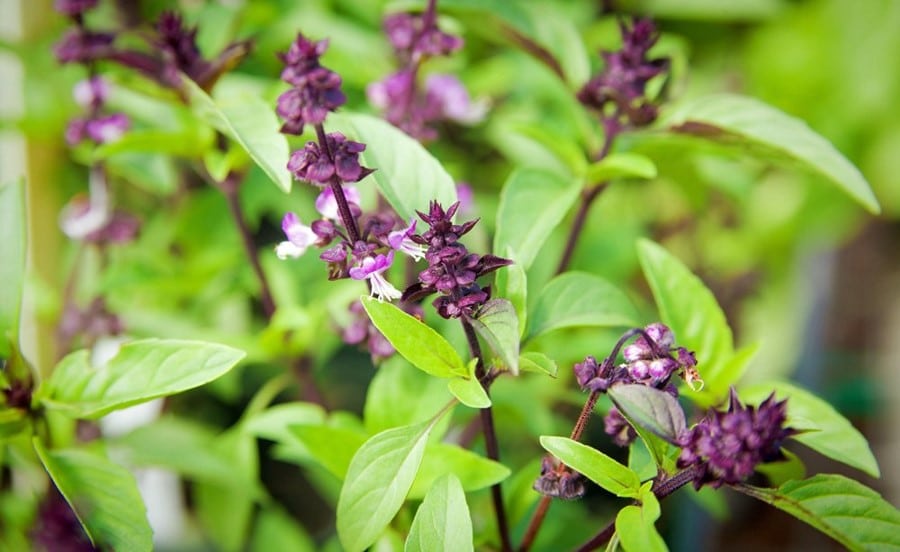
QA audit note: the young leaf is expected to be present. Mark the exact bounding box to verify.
[664,94,880,213]
[337,419,440,552]
[519,352,558,377]
[42,339,245,419]
[737,474,900,551]
[526,272,639,341]
[493,168,582,271]
[539,436,641,498]
[0,179,26,358]
[615,485,666,552]
[410,442,511,499]
[585,152,658,183]
[183,77,292,193]
[448,376,491,409]
[361,297,467,378]
[609,384,686,443]
[493,257,527,337]
[469,299,520,375]
[405,474,474,552]
[33,440,152,552]
[329,112,456,222]
[637,239,734,398]
[741,381,880,478]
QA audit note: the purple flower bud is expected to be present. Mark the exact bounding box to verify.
[280,34,329,85]
[628,359,651,380]
[644,322,674,349]
[287,134,370,185]
[85,113,129,143]
[604,407,637,447]
[648,357,678,380]
[623,343,651,362]
[382,12,463,58]
[350,252,401,302]
[533,456,585,499]
[73,76,108,109]
[320,245,347,263]
[54,29,115,64]
[574,356,600,389]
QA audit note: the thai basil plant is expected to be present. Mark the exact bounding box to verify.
[2,0,898,550]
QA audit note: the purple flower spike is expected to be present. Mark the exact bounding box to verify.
[350,251,401,302]
[275,212,317,259]
[276,33,346,135]
[677,388,795,489]
[388,218,427,261]
[287,133,371,185]
[54,29,115,64]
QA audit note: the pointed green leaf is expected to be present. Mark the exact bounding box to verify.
[364,357,453,436]
[510,124,588,175]
[42,339,245,419]
[540,436,641,498]
[742,381,879,478]
[494,168,582,270]
[34,440,152,552]
[329,112,456,221]
[615,485,666,552]
[251,507,315,552]
[361,297,467,378]
[406,474,474,552]
[737,474,900,551]
[448,376,491,409]
[470,299,520,375]
[0,179,26,357]
[637,239,734,398]
[527,272,639,341]
[183,77,291,192]
[411,443,510,499]
[242,402,327,444]
[519,352,558,377]
[665,94,879,213]
[288,425,367,478]
[585,152,658,183]
[494,257,527,337]
[337,420,438,552]
[609,384,686,443]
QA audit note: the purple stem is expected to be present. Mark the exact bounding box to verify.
[314,123,361,244]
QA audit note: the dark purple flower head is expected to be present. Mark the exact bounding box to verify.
[403,201,511,319]
[383,12,462,60]
[155,11,210,81]
[54,0,98,17]
[677,388,795,489]
[576,17,668,136]
[276,34,346,134]
[533,456,586,500]
[287,133,371,185]
[54,29,115,64]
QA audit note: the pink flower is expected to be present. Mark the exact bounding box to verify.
[349,251,401,301]
[387,218,426,261]
[275,212,317,259]
[315,185,360,220]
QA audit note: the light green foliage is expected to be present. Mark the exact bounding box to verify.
[42,339,245,418]
[615,483,667,552]
[406,474,474,552]
[469,299,520,374]
[34,440,152,552]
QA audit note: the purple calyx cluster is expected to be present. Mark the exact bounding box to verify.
[367,7,485,141]
[677,388,796,489]
[574,323,699,447]
[401,201,511,319]
[576,17,669,140]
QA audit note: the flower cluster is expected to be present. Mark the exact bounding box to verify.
[677,389,795,489]
[367,8,485,141]
[402,201,511,319]
[573,323,700,446]
[65,76,130,146]
[533,455,586,500]
[287,133,372,185]
[276,34,346,135]
[576,17,669,139]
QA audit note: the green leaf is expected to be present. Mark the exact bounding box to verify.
[664,94,879,213]
[519,352,558,377]
[509,124,588,176]
[33,440,152,552]
[251,507,315,552]
[288,425,368,479]
[337,419,439,552]
[493,168,581,271]
[493,257,527,338]
[0,409,28,439]
[42,339,245,418]
[405,474,474,552]
[741,381,880,478]
[0,179,26,357]
[242,402,327,444]
[361,296,467,378]
[737,474,900,551]
[609,384,686,443]
[637,239,734,398]
[329,112,456,221]
[527,272,639,341]
[617,0,782,20]
[183,77,292,193]
[585,152,658,183]
[615,485,667,552]
[410,443,511,499]
[539,436,641,498]
[93,127,214,159]
[448,376,491,409]
[363,357,453,436]
[755,448,806,487]
[470,299,520,375]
